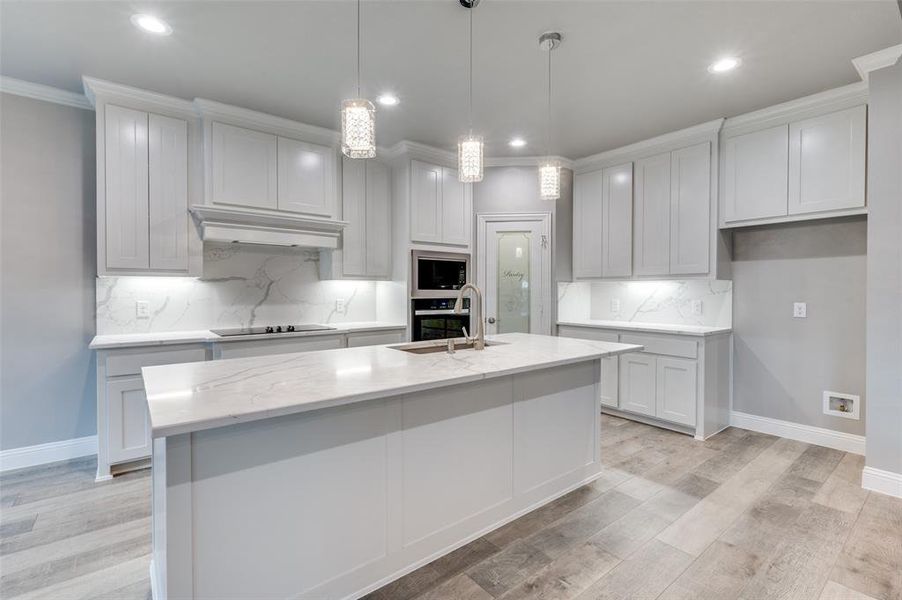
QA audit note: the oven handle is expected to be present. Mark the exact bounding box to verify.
[413,309,470,316]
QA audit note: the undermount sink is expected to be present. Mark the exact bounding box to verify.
[390,339,508,355]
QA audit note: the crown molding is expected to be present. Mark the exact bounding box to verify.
[722,82,867,137]
[573,118,723,174]
[852,44,902,82]
[83,76,196,118]
[484,155,574,169]
[0,76,93,110]
[383,140,458,166]
[194,98,339,146]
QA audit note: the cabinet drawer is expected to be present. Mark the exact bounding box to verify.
[106,346,207,377]
[619,334,697,359]
[557,326,619,343]
[346,330,406,348]
[213,334,344,360]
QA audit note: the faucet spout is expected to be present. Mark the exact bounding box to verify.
[454,283,485,350]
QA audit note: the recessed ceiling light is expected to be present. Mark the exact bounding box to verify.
[377,94,399,107]
[708,57,741,74]
[508,137,527,148]
[130,14,172,36]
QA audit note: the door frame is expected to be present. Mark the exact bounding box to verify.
[476,212,553,335]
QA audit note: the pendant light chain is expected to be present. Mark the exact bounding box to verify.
[546,41,552,157]
[356,0,361,97]
[457,1,483,183]
[538,31,561,200]
[340,0,375,158]
[468,6,473,134]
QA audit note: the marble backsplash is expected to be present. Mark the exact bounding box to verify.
[96,243,403,335]
[558,280,732,327]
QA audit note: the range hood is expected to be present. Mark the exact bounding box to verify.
[190,205,347,249]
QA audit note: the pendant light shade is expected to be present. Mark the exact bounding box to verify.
[341,0,375,159]
[458,0,483,182]
[538,32,562,200]
[539,160,561,200]
[458,134,484,183]
[341,98,376,159]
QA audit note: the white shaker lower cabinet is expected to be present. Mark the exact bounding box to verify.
[96,345,208,481]
[619,353,657,416]
[557,324,730,439]
[212,334,344,360]
[346,329,406,347]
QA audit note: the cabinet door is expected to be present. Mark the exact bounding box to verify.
[365,160,392,277]
[107,376,151,464]
[410,160,442,243]
[602,163,633,278]
[214,335,345,359]
[619,353,656,416]
[341,157,367,276]
[634,152,671,276]
[441,167,470,246]
[572,170,604,278]
[148,114,189,272]
[722,125,789,222]
[278,137,336,217]
[105,105,149,270]
[211,122,277,210]
[346,330,406,347]
[670,143,710,275]
[655,357,697,427]
[788,105,866,215]
[600,356,619,408]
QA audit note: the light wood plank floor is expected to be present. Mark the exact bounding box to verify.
[1,415,899,600]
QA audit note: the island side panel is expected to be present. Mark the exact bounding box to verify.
[153,360,603,600]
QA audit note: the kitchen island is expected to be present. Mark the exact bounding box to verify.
[143,332,641,600]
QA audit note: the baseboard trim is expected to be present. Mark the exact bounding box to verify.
[730,411,865,455]
[0,435,97,472]
[861,466,902,499]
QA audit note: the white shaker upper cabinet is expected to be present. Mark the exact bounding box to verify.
[277,137,336,217]
[410,160,443,244]
[148,114,189,272]
[788,105,866,216]
[211,121,277,210]
[670,142,711,275]
[341,158,367,276]
[365,160,392,277]
[722,125,789,223]
[440,167,470,247]
[634,152,672,276]
[572,169,604,279]
[104,105,150,270]
[602,163,634,278]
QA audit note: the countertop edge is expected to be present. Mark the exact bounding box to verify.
[148,342,643,439]
[557,320,732,337]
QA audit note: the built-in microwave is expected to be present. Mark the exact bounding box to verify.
[411,250,470,298]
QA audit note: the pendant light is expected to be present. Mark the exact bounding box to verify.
[341,0,375,159]
[538,32,562,200]
[458,0,483,183]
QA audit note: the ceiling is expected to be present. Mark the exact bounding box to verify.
[2,1,900,159]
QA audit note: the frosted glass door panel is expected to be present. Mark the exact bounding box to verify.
[496,232,531,334]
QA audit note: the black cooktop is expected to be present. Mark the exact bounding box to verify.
[211,324,336,337]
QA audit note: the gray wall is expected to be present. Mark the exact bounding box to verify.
[865,60,902,475]
[473,165,573,326]
[732,217,867,436]
[1,93,97,450]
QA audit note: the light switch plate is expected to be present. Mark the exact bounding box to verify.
[136,300,150,319]
[610,298,621,314]
[793,302,807,318]
[691,300,703,316]
[335,298,347,314]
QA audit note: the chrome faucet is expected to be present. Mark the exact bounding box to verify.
[454,283,485,350]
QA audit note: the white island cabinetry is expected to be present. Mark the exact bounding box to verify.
[144,333,641,600]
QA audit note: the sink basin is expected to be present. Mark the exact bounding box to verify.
[390,339,508,355]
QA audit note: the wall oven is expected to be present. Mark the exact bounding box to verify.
[411,250,469,298]
[411,298,470,341]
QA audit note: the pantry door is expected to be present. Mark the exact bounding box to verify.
[477,213,552,336]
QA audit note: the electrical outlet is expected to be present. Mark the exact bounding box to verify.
[335,298,347,314]
[793,302,807,318]
[610,298,621,314]
[136,300,150,319]
[691,300,703,316]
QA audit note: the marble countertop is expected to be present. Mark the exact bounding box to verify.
[142,332,643,438]
[89,322,407,350]
[557,319,732,337]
